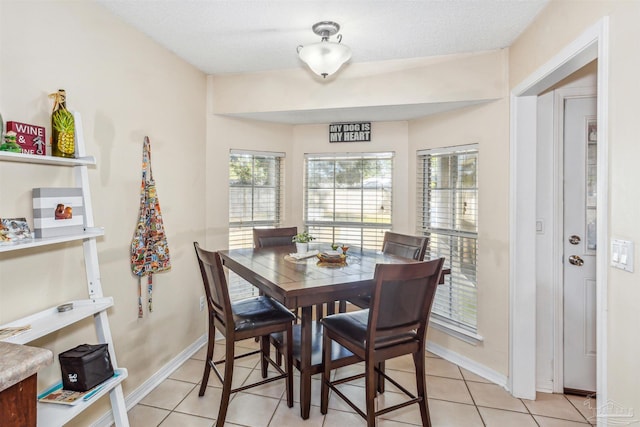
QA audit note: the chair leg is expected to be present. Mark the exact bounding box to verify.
[199,324,215,396]
[260,335,269,378]
[413,349,431,427]
[315,303,324,321]
[365,358,377,427]
[376,361,385,393]
[285,324,294,407]
[338,300,347,313]
[320,332,332,414]
[326,301,336,316]
[255,291,265,342]
[216,340,235,427]
[275,346,283,366]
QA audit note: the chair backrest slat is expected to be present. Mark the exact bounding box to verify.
[194,242,232,326]
[367,258,444,346]
[381,231,429,261]
[253,227,298,249]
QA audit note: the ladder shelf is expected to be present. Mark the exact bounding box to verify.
[0,112,129,426]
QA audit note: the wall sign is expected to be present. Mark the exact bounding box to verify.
[329,122,371,143]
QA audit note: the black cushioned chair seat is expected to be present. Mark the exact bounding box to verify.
[232,296,296,333]
[321,310,418,350]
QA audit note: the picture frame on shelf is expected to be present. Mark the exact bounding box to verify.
[33,187,85,238]
[0,217,34,244]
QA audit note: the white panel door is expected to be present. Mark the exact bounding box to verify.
[563,96,597,393]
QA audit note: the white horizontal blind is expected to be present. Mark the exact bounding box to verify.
[417,145,478,332]
[228,150,284,300]
[304,153,393,249]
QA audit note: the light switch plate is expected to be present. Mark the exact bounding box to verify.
[611,239,634,272]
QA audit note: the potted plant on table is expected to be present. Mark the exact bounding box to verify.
[292,231,315,254]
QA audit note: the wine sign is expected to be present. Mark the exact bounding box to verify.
[329,122,371,143]
[6,121,46,155]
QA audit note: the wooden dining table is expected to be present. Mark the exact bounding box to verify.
[218,244,446,419]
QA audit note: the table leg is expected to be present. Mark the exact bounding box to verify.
[299,306,313,419]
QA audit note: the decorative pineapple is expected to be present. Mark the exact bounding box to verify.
[53,110,75,155]
[49,89,75,158]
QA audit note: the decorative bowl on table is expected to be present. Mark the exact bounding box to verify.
[317,251,347,264]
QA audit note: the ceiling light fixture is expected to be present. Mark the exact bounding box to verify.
[297,21,352,79]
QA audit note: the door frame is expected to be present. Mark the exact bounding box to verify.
[509,15,609,413]
[553,88,597,394]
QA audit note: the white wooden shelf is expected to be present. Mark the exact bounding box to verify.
[0,297,115,345]
[0,111,129,425]
[37,368,128,427]
[0,151,95,166]
[0,227,104,253]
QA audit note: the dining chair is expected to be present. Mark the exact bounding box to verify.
[345,232,430,394]
[320,258,445,427]
[253,226,297,248]
[347,231,429,310]
[194,242,295,427]
[382,231,429,260]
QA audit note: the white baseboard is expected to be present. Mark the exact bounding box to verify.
[92,334,207,427]
[536,381,554,394]
[426,340,509,390]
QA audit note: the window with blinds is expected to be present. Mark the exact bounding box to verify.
[228,150,284,299]
[304,152,393,249]
[417,145,478,333]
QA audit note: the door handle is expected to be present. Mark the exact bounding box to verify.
[568,255,584,266]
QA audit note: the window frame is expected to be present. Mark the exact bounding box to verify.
[417,144,482,343]
[303,152,394,250]
[228,149,285,300]
[228,149,285,249]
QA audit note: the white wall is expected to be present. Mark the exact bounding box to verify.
[0,1,207,424]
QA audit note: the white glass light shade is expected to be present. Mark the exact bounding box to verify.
[298,40,352,78]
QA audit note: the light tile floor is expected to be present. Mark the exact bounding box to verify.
[128,339,597,426]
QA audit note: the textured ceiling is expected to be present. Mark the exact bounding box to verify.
[96,0,548,123]
[96,0,549,76]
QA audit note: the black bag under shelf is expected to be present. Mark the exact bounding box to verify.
[59,343,114,392]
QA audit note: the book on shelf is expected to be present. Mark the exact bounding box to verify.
[0,325,31,340]
[38,384,91,405]
[38,371,120,405]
